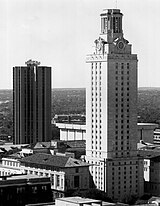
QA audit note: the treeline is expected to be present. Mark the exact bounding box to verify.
[138,88,160,124]
[52,88,85,117]
[1,88,160,138]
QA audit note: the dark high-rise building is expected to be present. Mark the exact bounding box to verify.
[13,60,51,144]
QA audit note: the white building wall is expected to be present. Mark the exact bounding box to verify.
[144,159,150,182]
[0,157,23,176]
[56,123,86,141]
[138,123,158,143]
[21,165,65,191]
[85,8,144,201]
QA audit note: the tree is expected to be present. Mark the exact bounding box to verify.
[71,188,114,202]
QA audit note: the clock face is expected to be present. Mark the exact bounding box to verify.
[117,41,125,50]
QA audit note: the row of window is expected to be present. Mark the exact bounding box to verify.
[112,165,138,171]
[115,62,130,153]
[25,169,64,188]
[115,63,130,70]
[91,62,102,156]
[115,70,130,75]
[3,160,19,167]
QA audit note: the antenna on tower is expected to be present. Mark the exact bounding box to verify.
[115,0,118,8]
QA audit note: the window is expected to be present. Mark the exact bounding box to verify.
[32,186,38,194]
[74,176,80,188]
[57,175,60,187]
[121,63,124,69]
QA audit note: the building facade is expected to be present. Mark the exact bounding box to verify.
[144,156,160,195]
[55,122,157,143]
[56,123,86,141]
[20,153,90,198]
[13,60,51,144]
[0,174,52,206]
[55,197,104,206]
[85,9,144,201]
[0,156,22,176]
[138,123,158,144]
[153,129,160,145]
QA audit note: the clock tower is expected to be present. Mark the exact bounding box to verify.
[85,9,144,201]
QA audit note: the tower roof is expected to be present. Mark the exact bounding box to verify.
[100,9,123,16]
[25,59,40,66]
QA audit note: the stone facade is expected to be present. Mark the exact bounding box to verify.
[85,9,144,201]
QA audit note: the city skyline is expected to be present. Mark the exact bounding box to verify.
[0,0,159,89]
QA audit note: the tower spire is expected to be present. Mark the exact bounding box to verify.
[115,0,118,9]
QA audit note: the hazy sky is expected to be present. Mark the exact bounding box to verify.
[0,0,160,89]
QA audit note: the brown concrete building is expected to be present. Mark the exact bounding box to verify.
[13,60,51,144]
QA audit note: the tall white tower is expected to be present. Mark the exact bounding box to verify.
[85,9,144,201]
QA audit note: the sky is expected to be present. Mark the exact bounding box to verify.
[0,0,160,89]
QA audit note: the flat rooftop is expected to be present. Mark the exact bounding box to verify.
[56,196,102,204]
[138,123,158,126]
[0,174,50,181]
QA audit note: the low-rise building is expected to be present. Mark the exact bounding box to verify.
[138,123,158,144]
[56,123,86,141]
[0,174,52,206]
[55,122,158,143]
[145,156,160,195]
[20,153,90,198]
[0,154,23,176]
[50,140,86,159]
[139,146,160,195]
[55,196,103,206]
[153,129,160,145]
